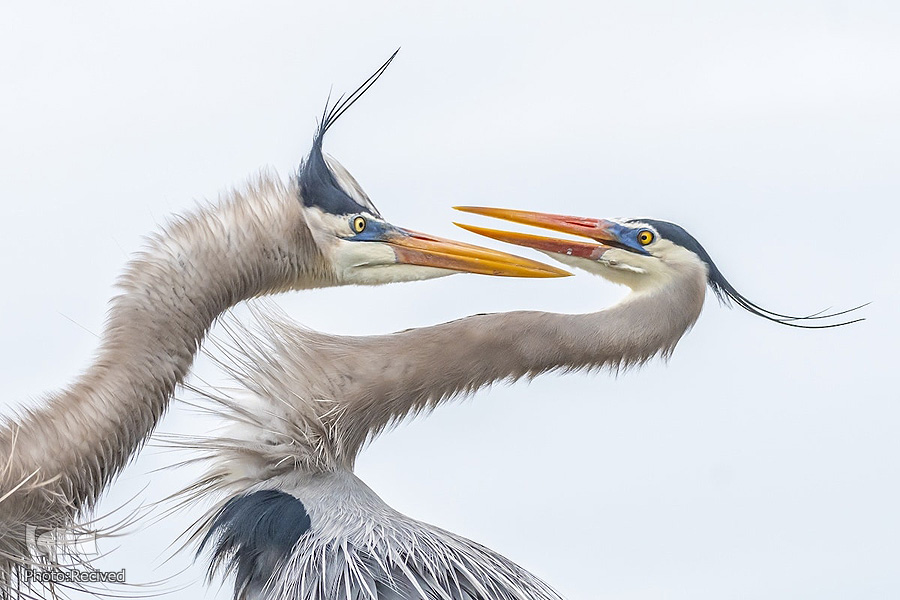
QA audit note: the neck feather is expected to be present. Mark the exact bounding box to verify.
[192,258,708,484]
[0,175,325,549]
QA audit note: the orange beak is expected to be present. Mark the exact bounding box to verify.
[453,206,623,259]
[384,226,571,277]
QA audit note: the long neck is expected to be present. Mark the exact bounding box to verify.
[0,177,324,536]
[343,273,706,457]
[212,261,708,474]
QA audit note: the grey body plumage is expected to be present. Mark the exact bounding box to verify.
[0,50,862,599]
[187,289,701,599]
[199,468,561,600]
[201,490,313,599]
[187,207,861,599]
[0,55,562,599]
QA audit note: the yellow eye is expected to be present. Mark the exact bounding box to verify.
[352,216,367,233]
[638,230,654,246]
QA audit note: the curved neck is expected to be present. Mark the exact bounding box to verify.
[339,270,706,458]
[0,177,322,529]
[213,260,708,473]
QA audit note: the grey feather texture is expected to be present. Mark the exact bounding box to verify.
[200,489,312,599]
[179,253,709,599]
[0,53,405,598]
[0,170,352,597]
[0,174,334,597]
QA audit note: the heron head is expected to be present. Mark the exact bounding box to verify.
[294,53,568,286]
[455,207,864,328]
[454,208,713,290]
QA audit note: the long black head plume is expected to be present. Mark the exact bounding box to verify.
[297,50,399,217]
[638,219,866,329]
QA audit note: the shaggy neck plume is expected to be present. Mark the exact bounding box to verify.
[183,256,710,600]
[186,256,709,498]
[0,177,320,560]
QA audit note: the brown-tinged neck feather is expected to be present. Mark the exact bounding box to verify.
[0,176,326,573]
[205,259,708,476]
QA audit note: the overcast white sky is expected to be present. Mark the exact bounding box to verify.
[1,1,898,599]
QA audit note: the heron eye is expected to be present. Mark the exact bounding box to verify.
[638,230,654,246]
[352,216,367,234]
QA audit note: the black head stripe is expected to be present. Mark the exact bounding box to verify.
[637,219,726,295]
[298,146,370,215]
[297,51,398,216]
[634,218,864,328]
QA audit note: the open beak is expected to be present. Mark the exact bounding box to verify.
[453,206,621,258]
[384,226,571,277]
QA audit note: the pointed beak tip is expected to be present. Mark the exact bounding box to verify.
[453,206,492,216]
[548,269,574,278]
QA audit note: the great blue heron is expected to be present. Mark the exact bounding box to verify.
[181,208,862,599]
[0,53,566,596]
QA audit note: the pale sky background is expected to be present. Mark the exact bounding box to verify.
[0,1,898,599]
